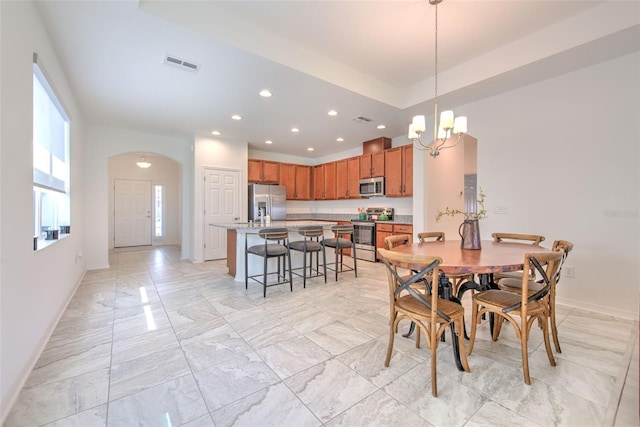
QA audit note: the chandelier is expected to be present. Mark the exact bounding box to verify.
[408,0,467,158]
[136,154,151,169]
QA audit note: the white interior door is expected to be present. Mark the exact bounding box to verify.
[204,167,240,260]
[114,179,152,247]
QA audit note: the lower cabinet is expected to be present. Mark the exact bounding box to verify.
[376,223,413,260]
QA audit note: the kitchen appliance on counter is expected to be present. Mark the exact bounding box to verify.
[248,184,287,222]
[351,207,394,262]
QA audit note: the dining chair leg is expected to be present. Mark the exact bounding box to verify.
[521,320,530,385]
[468,302,479,355]
[550,299,561,353]
[430,326,438,397]
[385,314,398,367]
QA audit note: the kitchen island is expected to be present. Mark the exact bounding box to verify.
[210,221,338,282]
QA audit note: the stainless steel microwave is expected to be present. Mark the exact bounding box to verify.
[359,177,385,197]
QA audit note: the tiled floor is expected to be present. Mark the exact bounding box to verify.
[5,246,638,426]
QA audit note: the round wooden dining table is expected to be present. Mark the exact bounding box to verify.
[390,239,552,276]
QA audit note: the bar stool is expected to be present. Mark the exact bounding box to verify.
[323,224,357,281]
[288,226,327,288]
[245,228,292,297]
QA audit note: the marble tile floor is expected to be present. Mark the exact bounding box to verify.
[5,246,638,427]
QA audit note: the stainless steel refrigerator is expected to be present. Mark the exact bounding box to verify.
[248,184,287,221]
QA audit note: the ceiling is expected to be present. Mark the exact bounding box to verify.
[34,0,639,159]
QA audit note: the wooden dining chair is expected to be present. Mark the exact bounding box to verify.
[468,250,563,385]
[378,248,470,397]
[496,240,574,352]
[417,231,444,242]
[417,231,472,296]
[491,232,546,282]
[383,234,415,284]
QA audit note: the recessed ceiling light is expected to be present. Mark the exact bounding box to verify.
[328,110,338,116]
[377,124,386,129]
[211,130,221,135]
[231,114,242,120]
[259,89,272,98]
[265,140,273,144]
[291,127,300,133]
[336,137,344,142]
[307,147,314,151]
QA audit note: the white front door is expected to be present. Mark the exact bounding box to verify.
[114,179,152,247]
[204,167,241,260]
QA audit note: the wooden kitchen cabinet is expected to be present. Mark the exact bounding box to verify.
[384,144,413,197]
[336,156,360,199]
[313,162,337,200]
[248,159,280,183]
[280,163,312,200]
[360,151,385,178]
[376,223,413,260]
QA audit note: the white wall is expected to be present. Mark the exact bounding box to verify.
[108,153,182,247]
[0,1,86,420]
[193,136,248,262]
[416,52,640,318]
[84,126,193,268]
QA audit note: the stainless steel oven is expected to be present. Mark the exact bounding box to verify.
[351,207,394,263]
[351,220,376,262]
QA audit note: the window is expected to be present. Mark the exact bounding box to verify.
[154,184,164,238]
[33,53,70,249]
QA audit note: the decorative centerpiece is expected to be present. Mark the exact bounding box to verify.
[435,188,487,250]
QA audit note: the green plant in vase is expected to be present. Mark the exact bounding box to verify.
[435,187,487,222]
[435,188,487,250]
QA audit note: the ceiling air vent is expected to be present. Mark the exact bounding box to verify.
[352,116,373,124]
[163,54,200,73]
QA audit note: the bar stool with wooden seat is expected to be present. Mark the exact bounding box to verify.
[245,228,293,297]
[323,224,357,281]
[287,226,327,288]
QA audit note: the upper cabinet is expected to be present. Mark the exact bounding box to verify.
[248,159,280,183]
[280,163,312,200]
[313,162,337,200]
[360,137,390,178]
[385,145,413,197]
[336,156,361,199]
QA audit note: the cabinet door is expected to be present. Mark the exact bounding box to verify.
[313,165,325,200]
[347,156,360,198]
[279,163,297,199]
[402,145,413,196]
[295,165,311,200]
[371,152,385,177]
[248,159,262,182]
[335,159,348,199]
[262,161,280,183]
[384,147,403,197]
[324,162,337,200]
[360,154,372,178]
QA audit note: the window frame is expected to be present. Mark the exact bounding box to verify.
[33,53,71,250]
